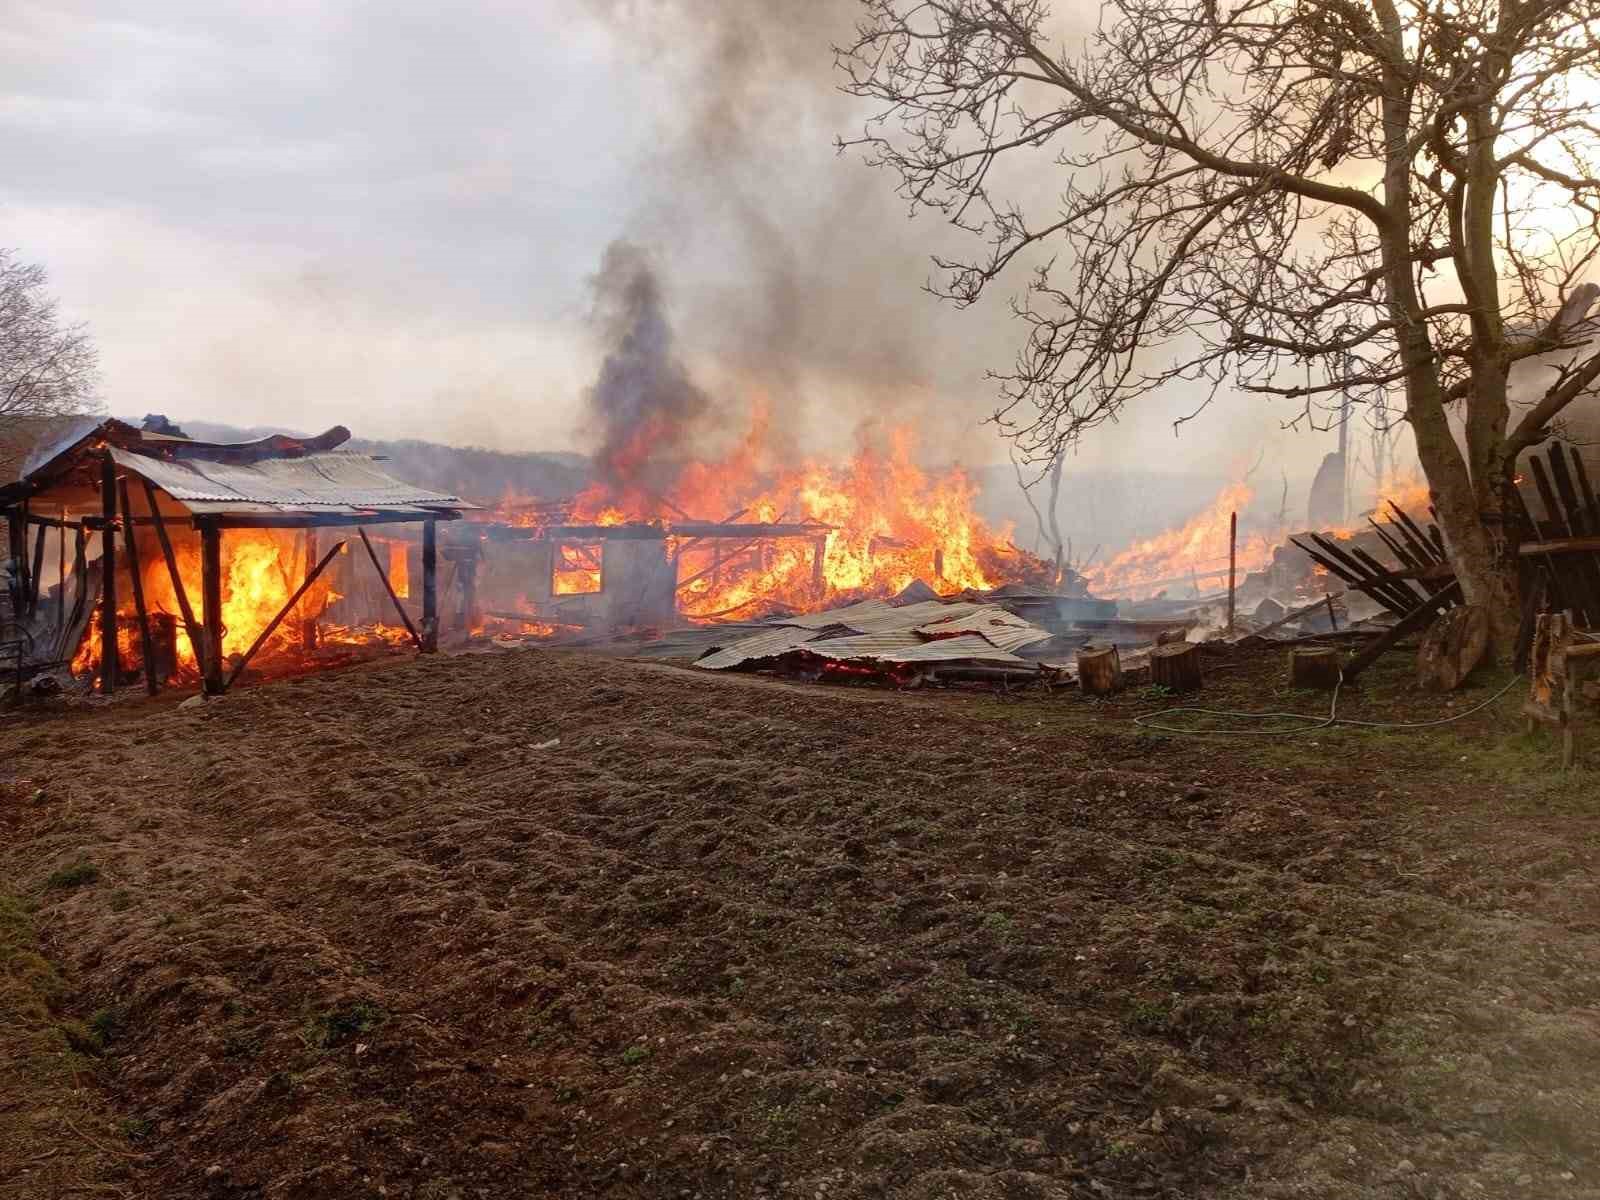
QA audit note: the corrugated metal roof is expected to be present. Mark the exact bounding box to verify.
[695,625,825,670]
[112,448,466,511]
[800,630,1032,666]
[916,605,1055,652]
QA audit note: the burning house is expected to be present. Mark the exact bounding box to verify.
[1,418,471,697]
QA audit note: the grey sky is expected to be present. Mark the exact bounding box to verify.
[2,0,1343,486]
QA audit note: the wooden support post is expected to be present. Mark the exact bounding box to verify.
[933,546,945,581]
[142,480,204,669]
[200,521,224,696]
[56,507,65,631]
[1150,641,1203,692]
[460,554,479,633]
[355,528,422,647]
[28,523,46,616]
[99,453,119,695]
[1078,644,1123,695]
[117,480,160,695]
[1325,592,1338,631]
[1226,510,1237,637]
[421,518,438,653]
[302,529,320,651]
[812,535,827,599]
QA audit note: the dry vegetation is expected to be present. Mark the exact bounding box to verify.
[0,643,1596,1199]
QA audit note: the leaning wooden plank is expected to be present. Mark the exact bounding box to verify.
[225,540,346,690]
[1342,579,1464,682]
[1386,502,1443,565]
[356,527,422,647]
[141,478,205,665]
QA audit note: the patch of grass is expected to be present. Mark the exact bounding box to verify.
[620,1043,651,1066]
[120,1116,153,1142]
[87,1006,126,1047]
[301,1001,384,1051]
[44,862,99,891]
[107,890,133,913]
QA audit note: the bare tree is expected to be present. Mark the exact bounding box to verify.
[838,0,1600,644]
[0,249,100,434]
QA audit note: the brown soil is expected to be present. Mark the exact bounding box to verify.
[1,643,1597,1199]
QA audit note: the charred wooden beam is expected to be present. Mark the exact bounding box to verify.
[28,522,47,616]
[56,506,65,631]
[1386,502,1443,565]
[224,539,346,691]
[99,453,118,695]
[421,518,438,653]
[200,520,224,695]
[356,527,421,647]
[1342,579,1464,682]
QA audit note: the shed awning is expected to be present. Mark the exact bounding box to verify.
[110,448,470,518]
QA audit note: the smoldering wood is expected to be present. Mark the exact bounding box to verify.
[356,527,421,647]
[302,529,320,652]
[1226,510,1237,636]
[55,507,64,631]
[1149,641,1203,692]
[224,539,346,691]
[98,453,118,695]
[1235,590,1350,642]
[142,478,205,669]
[118,478,160,696]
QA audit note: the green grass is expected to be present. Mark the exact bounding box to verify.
[301,1001,384,1051]
[44,861,99,890]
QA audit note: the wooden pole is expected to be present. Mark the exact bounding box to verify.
[812,535,827,599]
[1226,510,1237,637]
[460,554,479,633]
[28,523,46,616]
[225,540,345,690]
[141,479,205,670]
[15,500,31,612]
[56,506,65,631]
[355,527,421,647]
[99,453,119,695]
[117,480,160,695]
[421,518,438,653]
[200,521,224,696]
[1325,592,1338,631]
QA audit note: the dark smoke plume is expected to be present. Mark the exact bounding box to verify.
[584,240,713,490]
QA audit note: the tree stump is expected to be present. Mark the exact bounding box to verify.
[1417,604,1490,692]
[1289,645,1342,690]
[1078,644,1123,695]
[1149,641,1202,692]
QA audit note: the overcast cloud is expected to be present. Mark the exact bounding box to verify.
[1,0,1341,484]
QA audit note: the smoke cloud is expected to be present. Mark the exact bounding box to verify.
[583,239,715,491]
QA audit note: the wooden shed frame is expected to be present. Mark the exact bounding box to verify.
[0,419,471,696]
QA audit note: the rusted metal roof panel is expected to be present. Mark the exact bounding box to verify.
[694,625,825,670]
[804,631,1032,665]
[112,448,468,511]
[916,605,1055,652]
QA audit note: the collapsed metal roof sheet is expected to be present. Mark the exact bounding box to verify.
[916,605,1055,653]
[110,448,466,512]
[693,596,1052,673]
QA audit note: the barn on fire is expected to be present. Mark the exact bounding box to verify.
[0,417,471,697]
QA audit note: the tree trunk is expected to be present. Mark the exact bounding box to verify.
[1149,642,1202,692]
[1078,644,1122,695]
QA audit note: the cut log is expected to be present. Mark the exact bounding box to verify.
[1149,641,1203,692]
[1289,646,1342,690]
[1078,645,1123,695]
[1416,604,1490,692]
